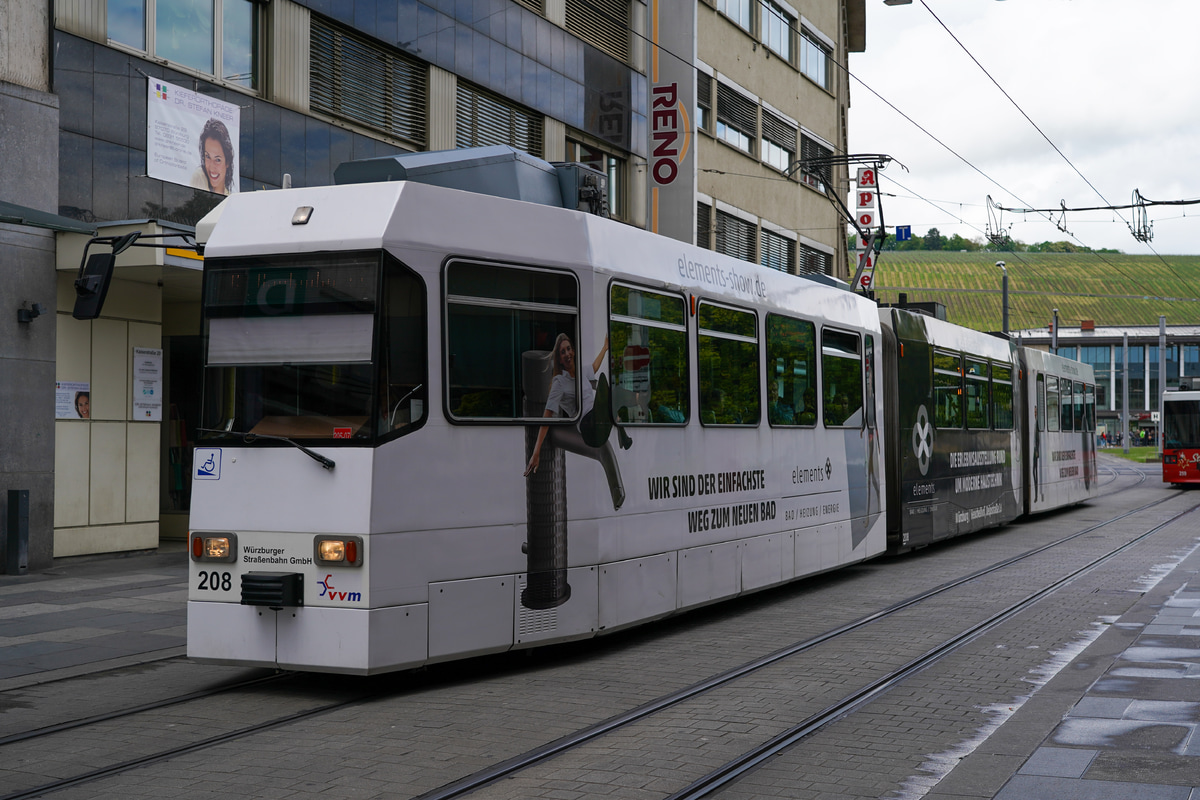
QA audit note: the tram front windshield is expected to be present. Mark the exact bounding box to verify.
[1164,400,1200,449]
[199,251,426,445]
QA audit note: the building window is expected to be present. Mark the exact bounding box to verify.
[761,228,794,274]
[761,0,793,61]
[717,0,752,32]
[311,16,427,146]
[798,243,831,276]
[716,83,757,156]
[715,209,755,263]
[697,73,712,133]
[566,139,625,220]
[761,110,796,173]
[800,132,831,193]
[566,0,630,63]
[457,83,543,157]
[800,29,830,90]
[1081,345,1111,409]
[107,0,259,90]
[697,202,712,249]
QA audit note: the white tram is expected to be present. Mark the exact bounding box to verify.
[1018,348,1098,512]
[187,156,887,674]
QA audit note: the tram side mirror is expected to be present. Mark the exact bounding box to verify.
[72,252,116,320]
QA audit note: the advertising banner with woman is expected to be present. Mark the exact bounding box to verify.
[146,79,240,195]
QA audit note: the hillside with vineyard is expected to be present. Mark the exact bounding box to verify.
[870,251,1200,333]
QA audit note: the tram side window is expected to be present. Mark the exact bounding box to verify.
[822,329,862,427]
[766,314,817,426]
[933,350,963,429]
[1036,374,1045,431]
[698,303,759,425]
[992,364,1014,430]
[1046,376,1061,432]
[1085,383,1096,432]
[445,261,578,420]
[609,285,688,424]
[964,358,989,429]
[1080,381,1089,431]
[1060,379,1073,431]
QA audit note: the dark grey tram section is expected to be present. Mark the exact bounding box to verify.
[932,538,1200,800]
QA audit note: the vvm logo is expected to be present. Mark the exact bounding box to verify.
[651,82,691,186]
[318,574,362,603]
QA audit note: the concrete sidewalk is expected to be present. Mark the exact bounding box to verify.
[0,542,188,691]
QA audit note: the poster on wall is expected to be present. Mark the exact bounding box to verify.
[56,381,91,419]
[132,348,164,421]
[147,79,240,196]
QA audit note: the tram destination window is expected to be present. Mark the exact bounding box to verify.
[766,314,817,426]
[445,261,578,421]
[609,285,688,424]
[933,350,963,429]
[1165,399,1200,448]
[822,329,863,427]
[964,358,989,429]
[200,252,426,443]
[992,364,1014,430]
[698,303,759,426]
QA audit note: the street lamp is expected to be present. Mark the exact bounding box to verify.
[997,261,1008,334]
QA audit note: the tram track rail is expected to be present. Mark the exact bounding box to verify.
[0,469,1182,800]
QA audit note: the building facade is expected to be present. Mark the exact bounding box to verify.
[0,0,864,570]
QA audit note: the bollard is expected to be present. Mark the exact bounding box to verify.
[5,490,29,575]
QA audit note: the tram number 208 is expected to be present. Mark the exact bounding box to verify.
[197,571,232,592]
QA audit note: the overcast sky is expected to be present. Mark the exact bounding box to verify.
[846,0,1200,255]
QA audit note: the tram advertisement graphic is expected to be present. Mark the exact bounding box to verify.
[521,334,629,610]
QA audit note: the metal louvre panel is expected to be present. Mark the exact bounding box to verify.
[697,73,711,110]
[715,209,756,263]
[697,202,711,249]
[456,84,544,156]
[799,243,832,276]
[310,16,427,145]
[717,83,757,138]
[760,229,794,273]
[566,0,630,63]
[513,0,544,12]
[761,110,795,150]
[801,133,832,185]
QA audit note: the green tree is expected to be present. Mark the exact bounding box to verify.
[924,227,945,251]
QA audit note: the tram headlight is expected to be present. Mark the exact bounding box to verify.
[314,535,363,567]
[190,532,238,563]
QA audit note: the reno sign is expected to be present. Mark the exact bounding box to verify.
[648,0,696,245]
[651,83,689,185]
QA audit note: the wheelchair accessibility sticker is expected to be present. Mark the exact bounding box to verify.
[195,448,222,480]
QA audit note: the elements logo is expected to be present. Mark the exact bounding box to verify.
[912,405,933,476]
